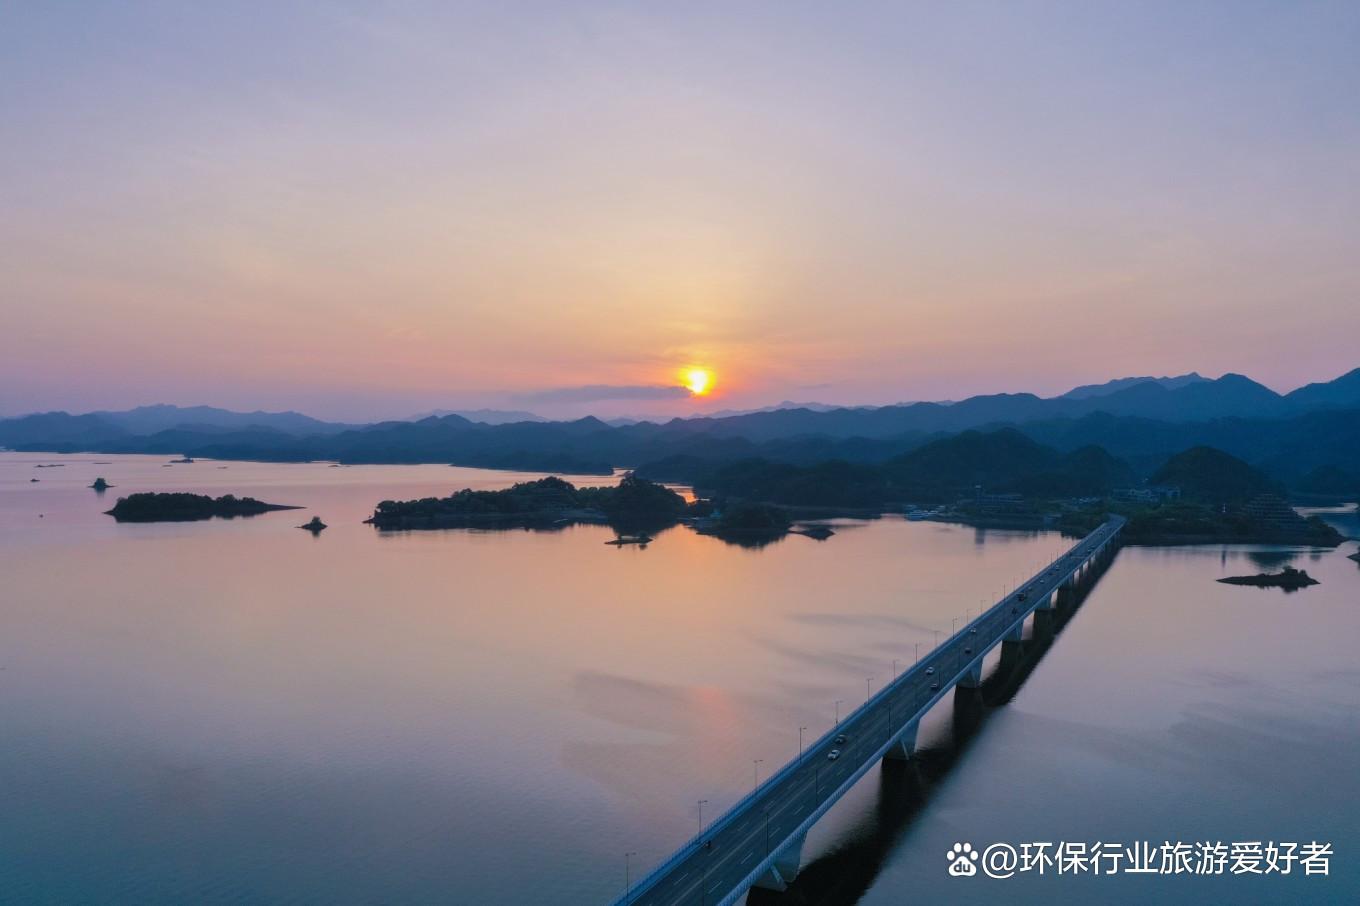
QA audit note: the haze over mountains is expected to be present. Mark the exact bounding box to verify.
[4,369,1360,488]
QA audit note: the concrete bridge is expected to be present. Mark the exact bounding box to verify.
[614,516,1125,906]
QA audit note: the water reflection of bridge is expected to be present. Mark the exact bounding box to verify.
[615,517,1125,906]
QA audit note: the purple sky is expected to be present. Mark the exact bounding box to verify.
[2,2,1358,421]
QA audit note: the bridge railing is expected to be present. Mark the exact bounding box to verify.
[613,517,1122,904]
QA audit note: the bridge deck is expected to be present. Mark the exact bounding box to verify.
[617,516,1125,906]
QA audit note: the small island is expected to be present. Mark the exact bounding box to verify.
[1217,566,1319,589]
[298,516,328,533]
[687,502,835,546]
[693,502,791,539]
[366,475,836,548]
[366,474,688,531]
[106,492,301,522]
[90,477,112,490]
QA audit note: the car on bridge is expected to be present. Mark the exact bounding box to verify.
[827,749,841,761]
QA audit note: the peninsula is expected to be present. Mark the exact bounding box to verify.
[105,492,301,522]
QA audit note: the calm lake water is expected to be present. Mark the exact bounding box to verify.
[1,453,1356,904]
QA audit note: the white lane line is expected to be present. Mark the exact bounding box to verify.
[741,850,754,865]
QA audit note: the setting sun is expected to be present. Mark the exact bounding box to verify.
[684,368,714,396]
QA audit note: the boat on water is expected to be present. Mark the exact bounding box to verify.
[605,534,652,546]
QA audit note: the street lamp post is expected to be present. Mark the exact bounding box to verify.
[915,642,920,665]
[697,799,708,834]
[799,727,807,764]
[624,851,637,904]
[866,676,874,703]
[834,699,843,726]
[753,758,764,792]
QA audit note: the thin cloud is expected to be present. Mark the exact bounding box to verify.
[514,384,690,404]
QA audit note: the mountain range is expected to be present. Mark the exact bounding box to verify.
[4,369,1359,491]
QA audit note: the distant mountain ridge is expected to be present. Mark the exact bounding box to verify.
[1059,373,1207,400]
[1283,367,1360,410]
[3,368,1359,491]
[404,408,547,425]
[95,404,354,435]
[605,400,865,426]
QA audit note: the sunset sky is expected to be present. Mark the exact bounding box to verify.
[3,2,1358,421]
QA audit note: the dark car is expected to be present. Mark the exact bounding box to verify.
[833,734,847,745]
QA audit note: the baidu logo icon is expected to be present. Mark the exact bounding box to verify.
[947,842,979,876]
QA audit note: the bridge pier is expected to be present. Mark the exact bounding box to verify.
[957,659,984,689]
[952,682,985,732]
[883,719,920,762]
[751,832,805,891]
[997,637,1025,676]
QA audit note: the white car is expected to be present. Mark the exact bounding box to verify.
[827,749,841,761]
